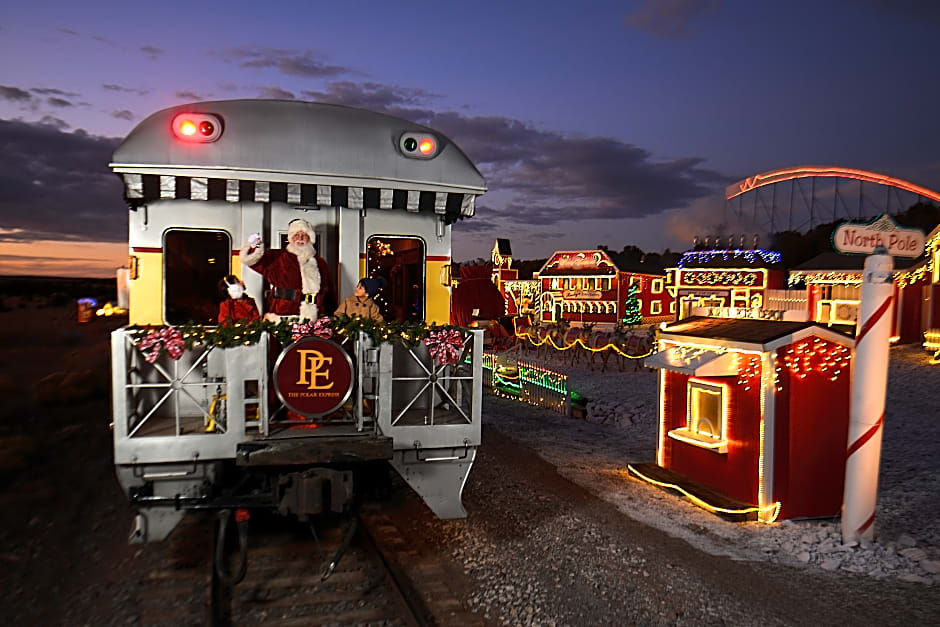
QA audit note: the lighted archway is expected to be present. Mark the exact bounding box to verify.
[727,166,940,203]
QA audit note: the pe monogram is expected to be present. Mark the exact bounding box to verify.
[296,350,334,390]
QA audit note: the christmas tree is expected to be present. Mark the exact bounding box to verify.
[622,283,642,325]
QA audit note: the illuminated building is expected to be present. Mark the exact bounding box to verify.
[665,247,787,321]
[788,251,925,342]
[533,249,674,325]
[642,316,854,521]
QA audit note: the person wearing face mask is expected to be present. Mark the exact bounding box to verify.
[217,274,260,325]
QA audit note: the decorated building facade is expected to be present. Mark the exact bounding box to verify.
[665,248,787,321]
[530,250,674,326]
[490,238,518,291]
[786,216,938,344]
[788,252,924,342]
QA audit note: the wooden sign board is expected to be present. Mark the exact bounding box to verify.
[832,214,925,258]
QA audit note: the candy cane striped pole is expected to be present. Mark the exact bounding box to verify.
[842,247,894,543]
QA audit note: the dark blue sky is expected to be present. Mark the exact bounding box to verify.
[1,0,939,275]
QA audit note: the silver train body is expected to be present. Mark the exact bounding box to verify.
[108,100,487,542]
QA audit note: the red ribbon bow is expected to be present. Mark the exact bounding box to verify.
[424,329,464,366]
[292,317,334,341]
[138,327,185,363]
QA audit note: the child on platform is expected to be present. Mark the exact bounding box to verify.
[217,274,260,325]
[334,277,384,323]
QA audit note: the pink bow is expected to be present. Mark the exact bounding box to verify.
[424,329,464,366]
[138,327,185,363]
[292,317,334,341]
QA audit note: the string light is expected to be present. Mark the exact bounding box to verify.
[677,268,767,287]
[480,354,571,413]
[625,465,781,523]
[677,248,782,268]
[788,271,862,287]
[772,338,851,390]
[516,325,655,359]
[894,228,937,288]
[925,329,940,364]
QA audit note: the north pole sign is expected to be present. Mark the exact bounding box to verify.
[832,214,925,258]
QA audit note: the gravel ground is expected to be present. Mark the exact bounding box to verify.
[387,342,940,625]
[489,343,940,583]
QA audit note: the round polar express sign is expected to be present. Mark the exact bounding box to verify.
[273,337,354,417]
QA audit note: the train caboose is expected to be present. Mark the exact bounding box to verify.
[108,99,487,543]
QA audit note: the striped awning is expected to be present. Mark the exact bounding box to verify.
[119,173,476,223]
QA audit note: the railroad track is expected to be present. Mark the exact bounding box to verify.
[133,504,477,626]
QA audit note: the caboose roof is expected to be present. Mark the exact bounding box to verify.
[110,99,485,219]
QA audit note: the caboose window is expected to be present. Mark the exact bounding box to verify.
[164,229,231,325]
[366,236,425,322]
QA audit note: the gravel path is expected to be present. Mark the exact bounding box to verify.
[482,343,940,584]
[383,343,940,625]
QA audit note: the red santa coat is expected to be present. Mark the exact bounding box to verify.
[241,244,335,319]
[218,296,260,324]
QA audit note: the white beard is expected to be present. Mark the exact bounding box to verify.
[287,240,321,321]
[287,240,315,263]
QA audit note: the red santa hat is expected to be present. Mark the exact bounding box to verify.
[288,218,316,249]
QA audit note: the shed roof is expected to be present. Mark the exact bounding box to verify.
[660,316,853,351]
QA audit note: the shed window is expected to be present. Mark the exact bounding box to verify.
[667,379,728,453]
[689,381,723,438]
[164,229,231,325]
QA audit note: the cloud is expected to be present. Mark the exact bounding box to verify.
[303,81,729,228]
[0,85,35,103]
[38,115,70,130]
[31,87,80,98]
[46,96,74,108]
[175,90,207,101]
[140,45,164,59]
[111,109,135,121]
[57,28,79,36]
[301,81,440,118]
[625,0,722,39]
[0,118,125,243]
[220,46,355,78]
[257,86,296,100]
[103,83,149,96]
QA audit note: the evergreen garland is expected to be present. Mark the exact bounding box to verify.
[132,315,469,352]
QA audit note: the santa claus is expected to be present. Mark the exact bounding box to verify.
[240,218,334,321]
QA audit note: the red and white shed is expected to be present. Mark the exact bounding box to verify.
[643,317,854,521]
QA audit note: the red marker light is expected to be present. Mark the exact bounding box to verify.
[399,132,438,159]
[172,112,223,142]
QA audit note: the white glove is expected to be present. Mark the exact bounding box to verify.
[247,232,263,247]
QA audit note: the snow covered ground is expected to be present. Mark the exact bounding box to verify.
[481,343,940,584]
